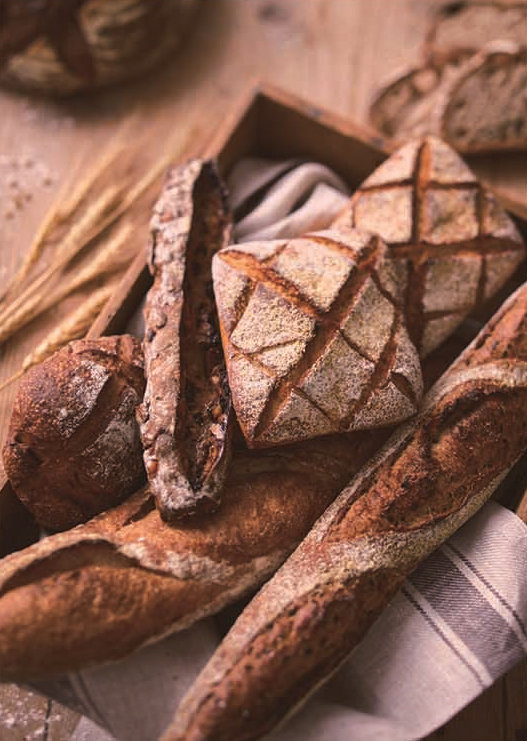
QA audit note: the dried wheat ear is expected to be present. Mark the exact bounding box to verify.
[213,227,423,448]
[333,136,525,357]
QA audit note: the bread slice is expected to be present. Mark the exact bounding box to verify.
[333,136,525,356]
[212,227,423,447]
[439,46,527,153]
[369,63,460,140]
[425,1,527,65]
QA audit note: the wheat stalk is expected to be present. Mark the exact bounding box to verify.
[0,286,115,393]
[0,222,132,346]
[0,184,123,331]
[0,139,123,303]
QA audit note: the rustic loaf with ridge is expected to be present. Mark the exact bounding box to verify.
[163,280,527,741]
[213,227,423,447]
[334,136,525,356]
[138,159,233,521]
[2,335,145,532]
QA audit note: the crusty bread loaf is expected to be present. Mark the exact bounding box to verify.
[213,227,423,447]
[439,46,527,154]
[0,429,391,681]
[333,136,525,356]
[424,1,527,66]
[163,280,527,741]
[138,159,233,521]
[2,335,145,531]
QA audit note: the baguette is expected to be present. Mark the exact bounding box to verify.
[138,159,233,521]
[163,280,527,741]
[0,429,390,681]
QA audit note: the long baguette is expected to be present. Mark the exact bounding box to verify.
[0,429,389,682]
[163,280,527,741]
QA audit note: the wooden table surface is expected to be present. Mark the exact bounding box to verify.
[0,1,526,739]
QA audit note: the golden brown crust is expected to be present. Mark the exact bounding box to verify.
[2,335,145,532]
[0,430,391,682]
[333,136,525,356]
[213,228,423,447]
[138,159,233,521]
[163,282,527,741]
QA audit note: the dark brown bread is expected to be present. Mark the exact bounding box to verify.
[2,335,145,532]
[163,281,527,741]
[0,429,391,682]
[138,159,233,521]
[0,333,469,682]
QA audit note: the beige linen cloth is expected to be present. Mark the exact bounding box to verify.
[32,159,527,741]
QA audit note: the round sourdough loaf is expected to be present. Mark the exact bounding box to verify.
[2,335,146,531]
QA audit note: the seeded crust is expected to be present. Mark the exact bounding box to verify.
[333,136,525,356]
[138,159,233,521]
[439,47,527,153]
[424,1,527,66]
[213,227,423,447]
[2,336,145,532]
[162,281,527,741]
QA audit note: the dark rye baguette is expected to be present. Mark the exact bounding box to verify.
[163,281,527,741]
[138,159,233,521]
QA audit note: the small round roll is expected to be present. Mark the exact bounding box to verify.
[3,335,146,531]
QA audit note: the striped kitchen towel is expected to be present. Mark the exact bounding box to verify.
[40,500,527,741]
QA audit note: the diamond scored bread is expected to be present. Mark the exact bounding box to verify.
[213,227,423,448]
[333,136,525,356]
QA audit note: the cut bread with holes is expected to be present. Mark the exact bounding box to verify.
[439,46,527,154]
[369,63,461,141]
[212,227,423,448]
[333,136,525,357]
[424,1,527,66]
[2,336,146,531]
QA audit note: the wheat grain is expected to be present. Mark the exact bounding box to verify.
[0,184,123,330]
[0,223,132,346]
[23,286,113,367]
[0,286,114,393]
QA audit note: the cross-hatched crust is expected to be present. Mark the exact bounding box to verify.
[213,227,423,447]
[333,136,525,356]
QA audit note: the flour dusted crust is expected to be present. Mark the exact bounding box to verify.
[334,137,525,356]
[163,281,527,741]
[439,47,527,154]
[213,227,423,447]
[2,336,145,531]
[138,159,233,521]
[424,1,527,66]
